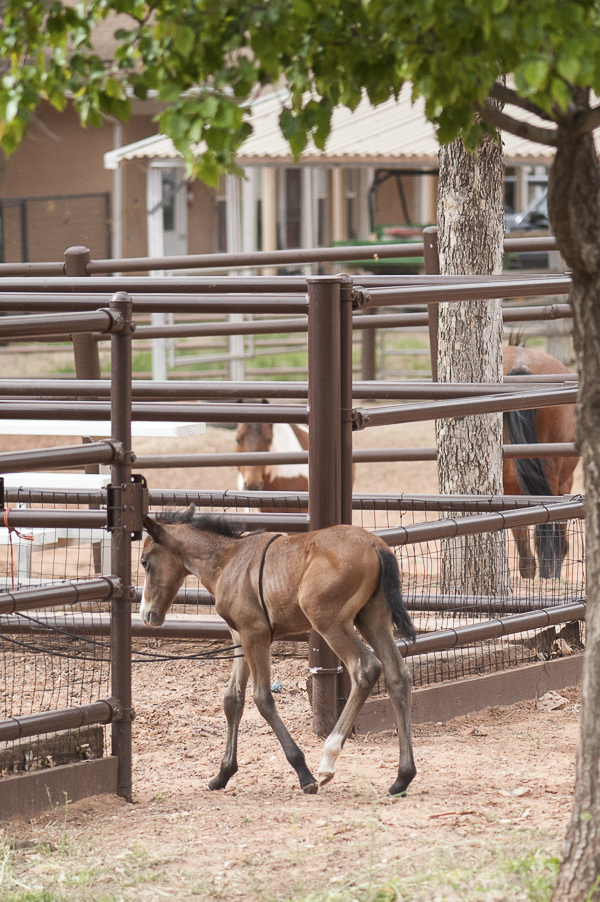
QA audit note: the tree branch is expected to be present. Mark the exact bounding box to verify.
[475,99,559,147]
[578,106,600,135]
[488,81,554,122]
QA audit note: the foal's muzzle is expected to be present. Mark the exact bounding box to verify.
[243,480,263,491]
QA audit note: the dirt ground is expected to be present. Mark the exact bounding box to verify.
[0,419,586,901]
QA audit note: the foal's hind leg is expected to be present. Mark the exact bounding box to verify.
[241,626,318,794]
[313,625,383,788]
[208,631,250,791]
[355,602,416,796]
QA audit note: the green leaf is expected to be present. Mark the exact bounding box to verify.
[279,108,302,140]
[173,25,195,57]
[104,77,125,99]
[158,82,183,102]
[523,58,550,90]
[556,54,580,84]
[550,76,572,111]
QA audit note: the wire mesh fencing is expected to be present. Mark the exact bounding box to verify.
[0,486,586,777]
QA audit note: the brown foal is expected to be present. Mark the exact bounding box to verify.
[139,506,416,797]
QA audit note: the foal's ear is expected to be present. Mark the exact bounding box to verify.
[143,515,165,544]
[183,558,202,580]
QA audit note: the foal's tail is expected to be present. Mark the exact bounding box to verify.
[377,547,416,643]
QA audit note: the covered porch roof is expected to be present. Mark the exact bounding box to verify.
[104,85,558,171]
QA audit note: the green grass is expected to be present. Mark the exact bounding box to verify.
[279,846,559,902]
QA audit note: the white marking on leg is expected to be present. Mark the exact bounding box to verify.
[317,730,345,785]
[266,423,309,481]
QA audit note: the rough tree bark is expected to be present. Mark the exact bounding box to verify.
[436,133,509,595]
[549,112,600,902]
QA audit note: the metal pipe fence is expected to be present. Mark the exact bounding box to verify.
[0,241,584,810]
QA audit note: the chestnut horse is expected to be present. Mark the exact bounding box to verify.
[140,506,416,797]
[236,419,309,494]
[503,345,577,579]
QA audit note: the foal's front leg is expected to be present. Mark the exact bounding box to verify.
[243,627,318,794]
[208,631,250,791]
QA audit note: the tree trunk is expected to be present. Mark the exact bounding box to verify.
[436,134,509,595]
[549,125,600,902]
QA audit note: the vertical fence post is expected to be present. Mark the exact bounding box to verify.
[65,245,103,570]
[65,246,102,381]
[339,275,354,528]
[361,310,376,380]
[423,226,440,381]
[307,276,342,736]
[109,291,135,801]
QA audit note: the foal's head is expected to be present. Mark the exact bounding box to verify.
[139,514,194,627]
[236,420,273,491]
[139,507,246,627]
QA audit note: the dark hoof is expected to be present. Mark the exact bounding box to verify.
[389,767,416,797]
[302,782,318,795]
[207,775,228,791]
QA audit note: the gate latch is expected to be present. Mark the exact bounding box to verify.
[107,474,148,540]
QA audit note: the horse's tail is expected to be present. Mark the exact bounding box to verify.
[506,408,554,496]
[506,364,554,497]
[376,547,416,642]
[505,366,559,578]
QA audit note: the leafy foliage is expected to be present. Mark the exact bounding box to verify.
[1,0,600,178]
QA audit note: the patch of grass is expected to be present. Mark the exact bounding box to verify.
[1,893,60,902]
[279,842,559,902]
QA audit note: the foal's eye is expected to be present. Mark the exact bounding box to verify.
[141,557,148,570]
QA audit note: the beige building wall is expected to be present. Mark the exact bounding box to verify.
[0,101,158,262]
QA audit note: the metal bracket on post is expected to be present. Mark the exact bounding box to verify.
[107,474,148,541]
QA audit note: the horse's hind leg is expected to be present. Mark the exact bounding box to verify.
[242,627,318,794]
[208,631,250,791]
[513,526,536,579]
[313,625,383,788]
[355,602,416,796]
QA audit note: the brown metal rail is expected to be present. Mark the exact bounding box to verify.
[397,601,586,656]
[0,235,561,279]
[133,441,577,471]
[352,386,578,430]
[0,376,577,401]
[375,499,584,547]
[352,276,571,309]
[145,490,579,512]
[0,577,121,615]
[0,309,124,340]
[0,440,124,474]
[0,400,308,424]
[0,698,124,743]
[0,602,584,663]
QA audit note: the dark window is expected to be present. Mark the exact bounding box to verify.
[285,169,302,248]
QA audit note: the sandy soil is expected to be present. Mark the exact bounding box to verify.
[0,421,585,901]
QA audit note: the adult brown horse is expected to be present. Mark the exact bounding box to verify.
[140,506,416,797]
[236,419,309,494]
[503,344,577,579]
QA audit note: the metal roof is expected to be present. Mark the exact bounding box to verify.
[104,85,559,170]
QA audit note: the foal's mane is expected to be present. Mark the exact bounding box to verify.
[155,509,246,539]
